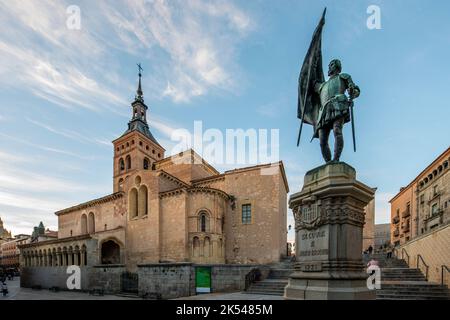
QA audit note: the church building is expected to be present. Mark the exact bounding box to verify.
[19,71,289,292]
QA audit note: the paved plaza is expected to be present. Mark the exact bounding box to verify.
[0,277,282,300]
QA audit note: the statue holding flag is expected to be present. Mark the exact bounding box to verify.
[297,8,360,163]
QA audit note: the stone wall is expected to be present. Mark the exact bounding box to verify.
[90,265,126,293]
[20,266,91,290]
[204,264,270,293]
[223,163,288,264]
[138,263,193,299]
[137,263,269,299]
[396,224,450,286]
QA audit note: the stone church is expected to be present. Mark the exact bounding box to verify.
[19,72,289,291]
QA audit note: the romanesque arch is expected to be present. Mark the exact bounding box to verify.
[126,155,131,170]
[101,239,121,264]
[119,158,125,171]
[204,237,211,258]
[81,214,87,234]
[129,188,138,218]
[197,210,210,232]
[88,212,95,234]
[143,157,150,170]
[193,237,200,257]
[138,185,148,216]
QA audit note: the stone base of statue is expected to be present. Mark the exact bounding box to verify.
[284,162,376,300]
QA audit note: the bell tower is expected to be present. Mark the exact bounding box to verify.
[112,64,165,192]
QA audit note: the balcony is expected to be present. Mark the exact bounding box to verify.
[402,224,410,232]
[393,229,399,237]
[392,216,400,224]
[401,210,410,218]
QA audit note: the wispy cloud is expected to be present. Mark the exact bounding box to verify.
[0,132,98,161]
[26,117,111,147]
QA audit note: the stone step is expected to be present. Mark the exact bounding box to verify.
[376,294,449,300]
[245,289,284,296]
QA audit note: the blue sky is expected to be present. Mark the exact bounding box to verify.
[0,0,449,241]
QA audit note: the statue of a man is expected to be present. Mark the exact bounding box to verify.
[314,59,360,162]
[296,9,361,164]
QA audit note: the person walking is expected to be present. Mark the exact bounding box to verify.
[368,245,373,255]
[1,282,8,297]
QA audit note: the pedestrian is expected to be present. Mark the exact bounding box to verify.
[1,282,8,297]
[368,245,373,255]
[387,246,393,259]
[367,258,379,268]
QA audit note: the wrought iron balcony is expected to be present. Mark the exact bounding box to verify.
[393,229,399,237]
[392,215,400,224]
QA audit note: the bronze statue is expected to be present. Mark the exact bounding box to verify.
[296,9,360,163]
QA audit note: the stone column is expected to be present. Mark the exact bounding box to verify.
[80,248,86,266]
[285,162,376,300]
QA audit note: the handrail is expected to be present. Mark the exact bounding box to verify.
[244,268,261,291]
[401,248,410,265]
[441,265,450,286]
[416,254,429,280]
[393,247,399,258]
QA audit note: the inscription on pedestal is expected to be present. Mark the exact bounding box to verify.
[298,226,329,261]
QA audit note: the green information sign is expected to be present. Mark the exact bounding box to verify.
[195,266,211,293]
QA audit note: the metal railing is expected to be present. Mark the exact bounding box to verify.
[244,268,261,291]
[441,265,450,287]
[401,248,410,265]
[416,254,429,281]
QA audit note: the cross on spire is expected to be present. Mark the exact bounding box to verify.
[136,63,144,101]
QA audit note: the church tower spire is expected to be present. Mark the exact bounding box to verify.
[111,64,165,193]
[136,63,144,101]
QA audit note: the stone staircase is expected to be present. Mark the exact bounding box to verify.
[244,257,293,296]
[372,254,450,300]
[245,254,450,299]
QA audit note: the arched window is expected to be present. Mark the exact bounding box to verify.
[138,185,148,216]
[193,237,200,257]
[81,214,87,234]
[143,158,150,170]
[204,237,211,258]
[198,211,209,232]
[126,155,131,170]
[88,212,95,234]
[118,178,124,191]
[219,238,223,257]
[129,188,138,218]
[119,158,125,171]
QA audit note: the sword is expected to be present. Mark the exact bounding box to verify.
[349,97,356,152]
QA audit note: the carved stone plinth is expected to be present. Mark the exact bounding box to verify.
[284,162,376,300]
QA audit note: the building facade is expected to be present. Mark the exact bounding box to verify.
[390,147,450,245]
[363,197,376,251]
[19,74,289,295]
[374,223,390,250]
[1,235,30,269]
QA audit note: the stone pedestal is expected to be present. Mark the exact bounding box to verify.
[284,162,376,300]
